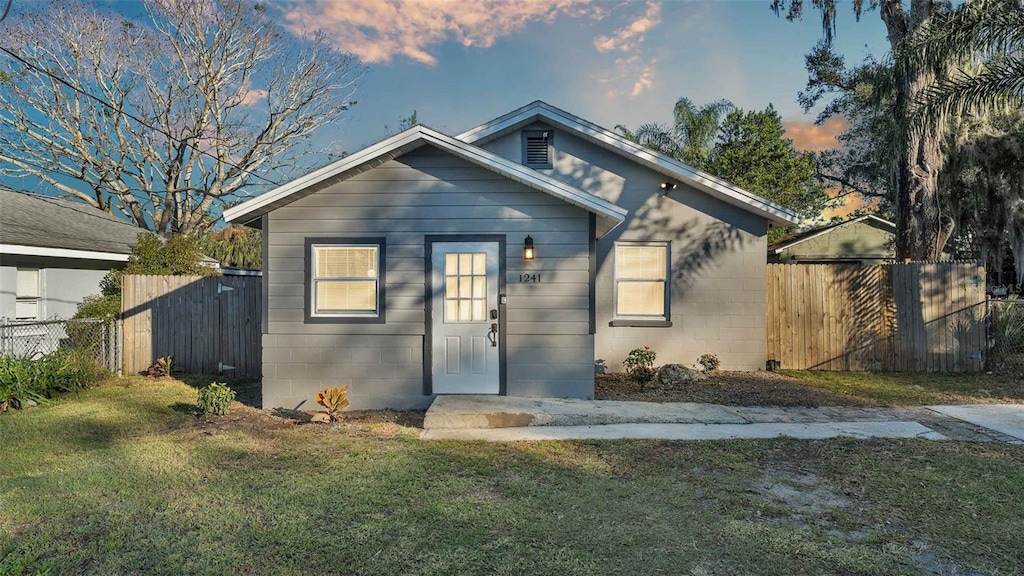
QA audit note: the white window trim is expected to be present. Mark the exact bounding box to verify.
[15,268,41,321]
[613,241,670,323]
[305,238,386,322]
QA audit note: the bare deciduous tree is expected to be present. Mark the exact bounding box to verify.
[0,0,362,236]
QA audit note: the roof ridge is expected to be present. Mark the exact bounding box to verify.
[455,101,800,226]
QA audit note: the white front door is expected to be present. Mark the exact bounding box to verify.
[431,241,501,394]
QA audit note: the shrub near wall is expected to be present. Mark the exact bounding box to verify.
[0,349,107,412]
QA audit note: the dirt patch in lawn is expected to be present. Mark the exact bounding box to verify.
[165,401,425,438]
[595,371,879,407]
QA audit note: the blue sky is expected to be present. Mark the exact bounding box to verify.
[4,0,892,211]
[276,0,891,153]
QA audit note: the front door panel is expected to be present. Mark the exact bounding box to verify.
[431,241,500,394]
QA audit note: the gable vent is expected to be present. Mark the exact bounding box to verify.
[524,131,551,167]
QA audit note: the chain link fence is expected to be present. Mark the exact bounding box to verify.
[988,299,1024,372]
[0,318,121,372]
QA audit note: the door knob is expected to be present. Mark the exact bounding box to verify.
[489,322,499,347]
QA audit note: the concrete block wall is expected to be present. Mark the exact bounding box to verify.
[261,334,428,410]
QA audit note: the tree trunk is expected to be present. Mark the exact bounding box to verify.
[883,0,950,260]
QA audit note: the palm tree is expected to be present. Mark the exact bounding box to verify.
[902,0,1024,121]
[616,97,733,170]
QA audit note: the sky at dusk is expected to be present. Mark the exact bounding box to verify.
[270,0,891,156]
[6,0,894,217]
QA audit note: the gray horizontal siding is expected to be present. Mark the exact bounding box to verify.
[482,125,769,372]
[264,145,594,408]
[268,231,587,247]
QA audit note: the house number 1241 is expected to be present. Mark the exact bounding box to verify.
[519,274,542,283]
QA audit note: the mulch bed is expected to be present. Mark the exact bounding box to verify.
[595,371,878,407]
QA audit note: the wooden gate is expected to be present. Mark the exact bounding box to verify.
[121,274,261,379]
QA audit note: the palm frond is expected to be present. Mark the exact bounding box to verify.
[632,122,680,156]
[916,56,1024,125]
[901,0,1024,73]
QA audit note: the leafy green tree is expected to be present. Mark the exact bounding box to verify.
[200,226,262,269]
[709,106,829,243]
[75,233,216,319]
[616,97,733,170]
[74,231,216,317]
[773,0,956,260]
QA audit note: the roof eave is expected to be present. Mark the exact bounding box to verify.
[457,102,801,226]
[224,125,628,230]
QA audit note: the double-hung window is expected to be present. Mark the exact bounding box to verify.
[614,242,669,324]
[307,238,385,322]
[15,268,40,320]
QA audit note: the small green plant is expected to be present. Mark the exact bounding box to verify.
[0,349,106,412]
[698,353,721,373]
[623,346,657,391]
[145,355,174,378]
[196,382,236,416]
[314,384,351,422]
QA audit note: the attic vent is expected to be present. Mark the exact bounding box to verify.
[523,130,552,168]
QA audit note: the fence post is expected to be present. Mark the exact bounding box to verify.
[115,319,123,376]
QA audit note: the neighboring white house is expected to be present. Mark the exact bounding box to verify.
[0,187,143,321]
[225,101,800,410]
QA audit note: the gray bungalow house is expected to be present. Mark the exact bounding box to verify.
[225,101,799,410]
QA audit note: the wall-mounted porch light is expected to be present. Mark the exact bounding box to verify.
[660,181,677,192]
[523,235,535,260]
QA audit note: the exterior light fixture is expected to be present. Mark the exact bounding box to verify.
[660,181,677,192]
[523,235,535,260]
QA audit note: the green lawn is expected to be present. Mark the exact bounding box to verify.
[2,377,1023,575]
[785,370,1024,406]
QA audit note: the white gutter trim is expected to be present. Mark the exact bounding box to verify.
[457,101,802,226]
[0,243,130,261]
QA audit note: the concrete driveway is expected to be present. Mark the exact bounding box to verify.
[928,404,1024,441]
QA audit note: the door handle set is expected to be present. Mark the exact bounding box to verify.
[488,322,499,347]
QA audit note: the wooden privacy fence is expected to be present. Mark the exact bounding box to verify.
[122,275,261,379]
[767,262,987,372]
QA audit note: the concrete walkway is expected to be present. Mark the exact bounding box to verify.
[421,396,1024,443]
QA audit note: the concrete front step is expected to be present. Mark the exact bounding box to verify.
[423,395,747,429]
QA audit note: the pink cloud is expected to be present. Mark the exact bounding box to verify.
[282,0,602,65]
[630,66,655,97]
[783,117,849,152]
[239,88,269,107]
[593,1,661,53]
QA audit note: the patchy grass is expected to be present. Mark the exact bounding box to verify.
[786,370,1024,406]
[2,377,1022,575]
[597,370,1024,407]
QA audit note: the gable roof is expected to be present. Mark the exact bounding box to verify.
[457,100,801,226]
[768,214,894,254]
[0,187,145,260]
[223,125,628,237]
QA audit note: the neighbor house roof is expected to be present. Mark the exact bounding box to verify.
[0,187,145,261]
[223,125,629,237]
[456,100,801,226]
[768,214,894,255]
